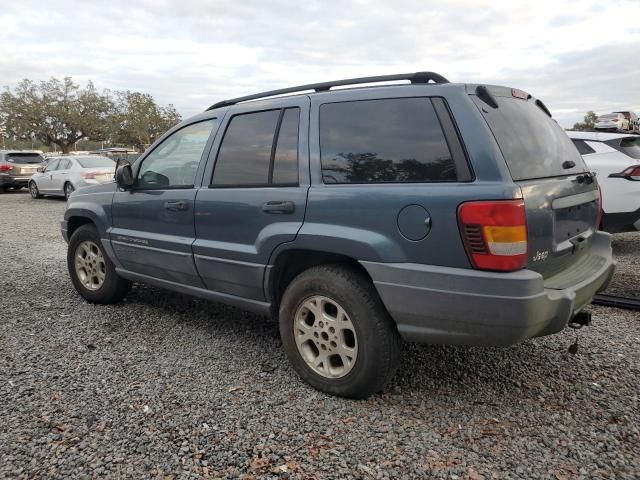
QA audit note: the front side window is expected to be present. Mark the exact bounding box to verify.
[137,120,215,188]
[320,98,457,184]
[212,108,300,186]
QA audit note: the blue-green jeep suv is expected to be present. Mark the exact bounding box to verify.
[62,72,615,398]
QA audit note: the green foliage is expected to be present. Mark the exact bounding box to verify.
[571,111,598,131]
[110,91,182,152]
[0,77,181,153]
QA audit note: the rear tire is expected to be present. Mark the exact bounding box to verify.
[64,182,75,199]
[29,181,41,199]
[67,224,131,304]
[279,264,401,399]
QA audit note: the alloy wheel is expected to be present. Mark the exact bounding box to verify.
[74,241,106,291]
[293,295,358,378]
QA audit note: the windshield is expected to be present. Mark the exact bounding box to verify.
[471,94,588,181]
[76,156,115,168]
[607,137,640,159]
[6,153,44,164]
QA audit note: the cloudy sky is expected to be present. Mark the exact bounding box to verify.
[1,0,638,127]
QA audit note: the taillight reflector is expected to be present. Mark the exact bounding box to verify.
[597,185,603,228]
[458,200,528,272]
[0,164,14,172]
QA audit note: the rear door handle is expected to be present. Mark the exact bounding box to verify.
[164,200,187,211]
[262,201,295,214]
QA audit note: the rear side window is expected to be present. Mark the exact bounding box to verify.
[320,98,465,184]
[571,139,596,155]
[212,108,300,186]
[472,94,587,181]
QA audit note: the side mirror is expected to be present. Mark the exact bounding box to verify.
[37,166,45,173]
[115,164,134,189]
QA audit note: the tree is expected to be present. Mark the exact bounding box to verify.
[0,77,112,153]
[109,91,181,151]
[571,111,598,131]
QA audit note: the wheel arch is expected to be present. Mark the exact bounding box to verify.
[265,247,376,318]
[66,216,96,239]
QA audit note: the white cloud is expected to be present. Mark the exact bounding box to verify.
[0,0,638,126]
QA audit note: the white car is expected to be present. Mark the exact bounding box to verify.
[28,155,116,200]
[594,112,629,132]
[567,131,640,233]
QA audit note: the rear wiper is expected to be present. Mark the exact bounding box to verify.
[535,99,552,117]
[475,85,498,109]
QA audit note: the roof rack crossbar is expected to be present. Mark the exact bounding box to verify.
[206,71,449,110]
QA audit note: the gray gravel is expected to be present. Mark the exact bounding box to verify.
[0,190,639,479]
[606,233,640,299]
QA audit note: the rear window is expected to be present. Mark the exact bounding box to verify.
[472,94,587,181]
[606,137,640,159]
[320,98,463,184]
[76,156,115,168]
[6,153,43,164]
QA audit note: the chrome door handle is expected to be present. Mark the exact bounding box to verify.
[164,200,187,211]
[262,201,295,214]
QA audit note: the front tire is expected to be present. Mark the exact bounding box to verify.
[279,264,401,399]
[29,181,41,199]
[67,224,131,303]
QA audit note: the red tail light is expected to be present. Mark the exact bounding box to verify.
[622,166,640,179]
[610,165,640,181]
[0,164,14,172]
[81,172,97,179]
[458,200,528,272]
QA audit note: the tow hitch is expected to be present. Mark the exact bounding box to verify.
[568,310,592,330]
[567,310,592,354]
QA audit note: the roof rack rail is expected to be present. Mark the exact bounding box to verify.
[206,71,450,110]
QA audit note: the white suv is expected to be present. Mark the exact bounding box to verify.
[568,131,640,233]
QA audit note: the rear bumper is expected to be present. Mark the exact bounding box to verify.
[361,232,615,346]
[0,175,30,187]
[602,209,640,233]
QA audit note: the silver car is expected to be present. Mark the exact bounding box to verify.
[29,155,116,199]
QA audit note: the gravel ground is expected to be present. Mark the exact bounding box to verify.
[606,233,640,299]
[0,190,638,479]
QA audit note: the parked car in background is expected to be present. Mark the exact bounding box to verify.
[89,148,141,166]
[568,131,640,233]
[29,155,115,199]
[615,111,638,133]
[595,112,633,132]
[61,73,615,398]
[0,150,45,191]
